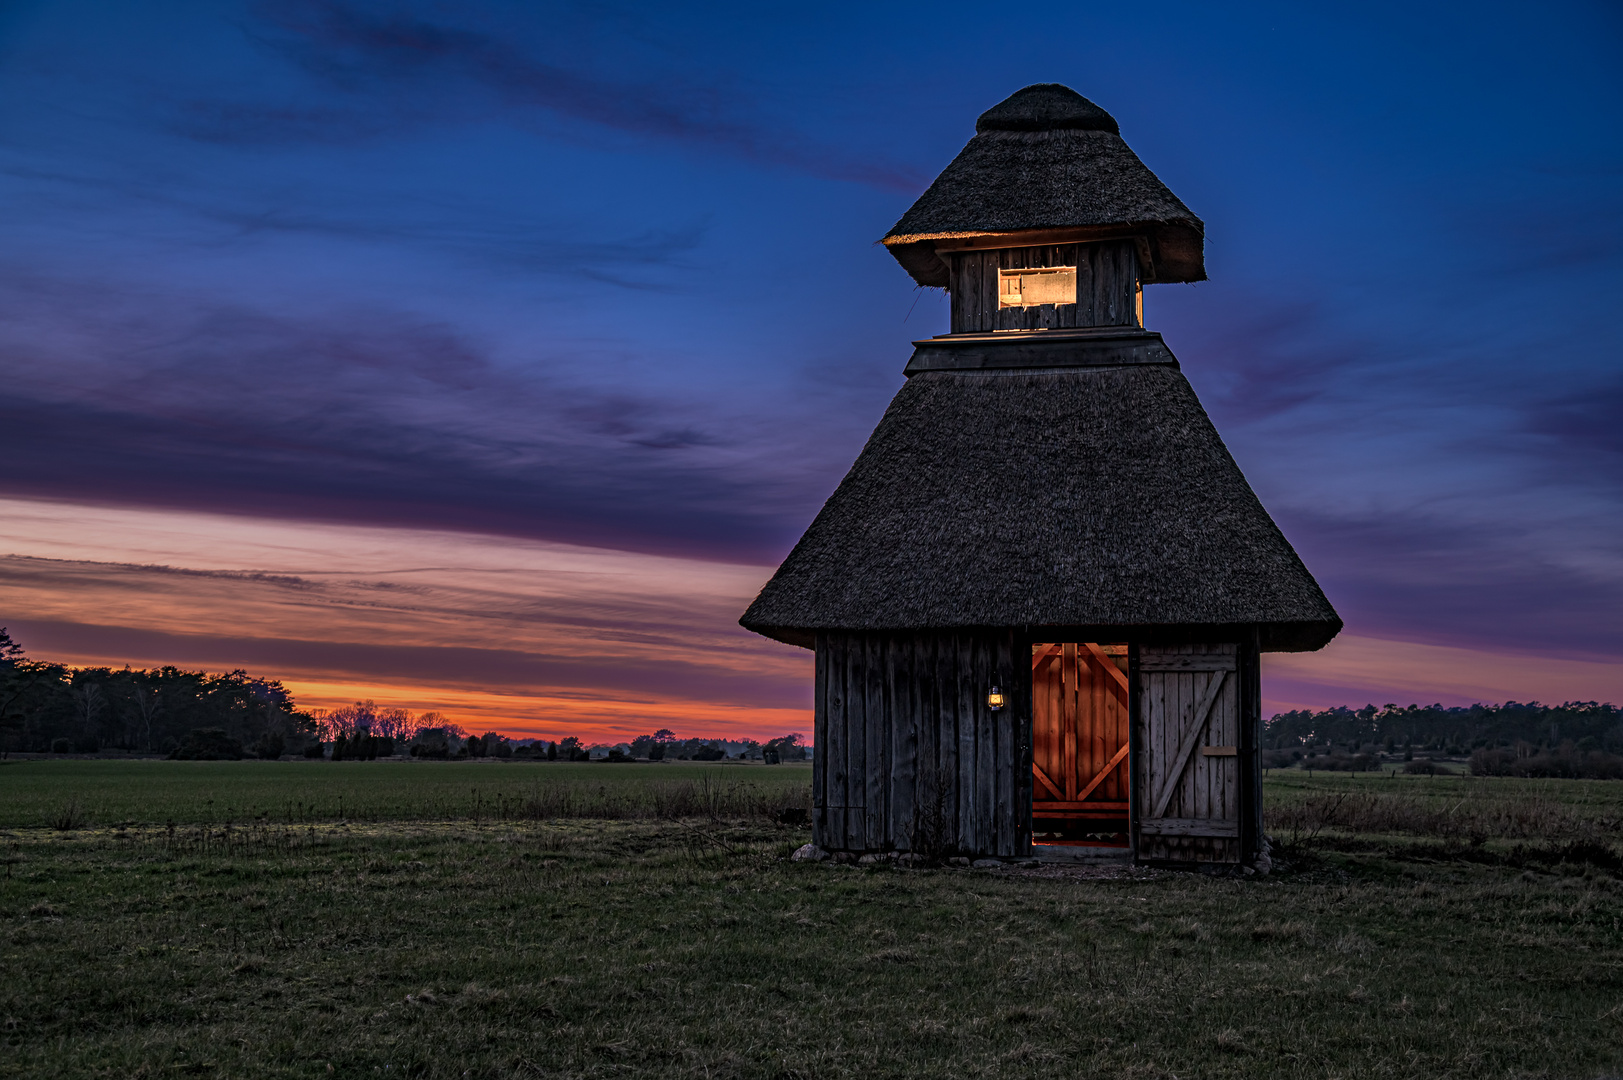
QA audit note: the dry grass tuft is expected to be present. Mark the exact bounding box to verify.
[1250,919,1312,942]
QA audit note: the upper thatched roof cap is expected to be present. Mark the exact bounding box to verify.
[741,365,1340,653]
[883,84,1205,287]
[975,83,1120,134]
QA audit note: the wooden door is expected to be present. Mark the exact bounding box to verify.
[1135,644,1241,863]
[1030,642,1129,845]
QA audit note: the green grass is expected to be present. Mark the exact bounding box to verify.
[0,759,812,828]
[1,764,1620,1077]
[1263,769,1623,816]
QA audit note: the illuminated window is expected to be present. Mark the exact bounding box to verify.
[998,266,1075,308]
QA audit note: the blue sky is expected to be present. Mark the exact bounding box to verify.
[0,0,1619,734]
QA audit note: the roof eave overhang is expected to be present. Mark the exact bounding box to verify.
[882,221,1207,289]
[740,618,1342,654]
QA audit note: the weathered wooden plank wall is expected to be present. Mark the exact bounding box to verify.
[947,240,1140,333]
[813,630,1029,857]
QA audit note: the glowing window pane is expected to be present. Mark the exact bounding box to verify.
[998,266,1076,308]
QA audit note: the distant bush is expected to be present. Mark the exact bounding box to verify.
[1301,753,1380,772]
[604,748,632,763]
[49,737,72,755]
[168,728,244,760]
[411,728,451,759]
[50,801,86,831]
[1469,746,1623,780]
[691,746,725,761]
[763,734,807,762]
[303,742,326,759]
[254,732,285,760]
[1403,758,1444,775]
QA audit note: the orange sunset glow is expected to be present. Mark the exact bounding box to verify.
[0,497,812,742]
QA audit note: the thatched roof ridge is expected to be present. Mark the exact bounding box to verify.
[741,366,1340,652]
[975,83,1120,134]
[882,85,1205,287]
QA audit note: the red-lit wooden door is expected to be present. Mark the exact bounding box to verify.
[1031,643,1130,845]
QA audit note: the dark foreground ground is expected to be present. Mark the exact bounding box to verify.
[1,762,1620,1078]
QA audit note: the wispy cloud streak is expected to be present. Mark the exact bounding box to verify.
[177,0,927,191]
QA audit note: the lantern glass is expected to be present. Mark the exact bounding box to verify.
[987,686,1006,711]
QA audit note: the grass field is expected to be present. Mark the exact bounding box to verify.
[1,760,1620,1078]
[0,759,813,828]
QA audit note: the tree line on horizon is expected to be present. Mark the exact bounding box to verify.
[9,628,1614,771]
[1266,700,1623,779]
[0,629,807,762]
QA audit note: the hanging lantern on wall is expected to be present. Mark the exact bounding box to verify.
[986,685,1006,711]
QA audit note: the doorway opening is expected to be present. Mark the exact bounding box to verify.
[1031,642,1130,848]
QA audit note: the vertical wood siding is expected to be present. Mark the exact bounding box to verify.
[947,240,1140,333]
[813,630,1029,857]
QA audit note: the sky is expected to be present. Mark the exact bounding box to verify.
[0,0,1619,742]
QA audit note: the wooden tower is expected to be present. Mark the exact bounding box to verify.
[741,85,1340,866]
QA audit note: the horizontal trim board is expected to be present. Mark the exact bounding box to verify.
[1033,800,1129,811]
[1035,812,1132,821]
[1138,657,1238,672]
[1200,746,1238,757]
[1139,817,1241,838]
[920,328,1156,345]
[906,331,1176,376]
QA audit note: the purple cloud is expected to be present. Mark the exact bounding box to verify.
[179,0,927,192]
[0,273,851,563]
[1277,505,1623,661]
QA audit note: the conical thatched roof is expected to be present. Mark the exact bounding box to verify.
[883,84,1205,287]
[741,359,1340,652]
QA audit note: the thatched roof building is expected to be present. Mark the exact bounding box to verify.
[741,84,1339,868]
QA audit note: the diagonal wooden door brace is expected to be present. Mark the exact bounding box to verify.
[1032,763,1064,801]
[1082,642,1129,697]
[1074,742,1129,803]
[1030,643,1062,669]
[1150,670,1230,819]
